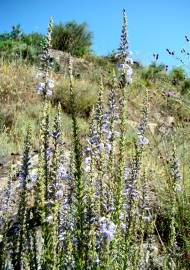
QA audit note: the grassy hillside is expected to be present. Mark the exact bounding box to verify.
[0,56,189,156]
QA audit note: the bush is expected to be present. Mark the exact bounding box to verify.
[0,111,5,131]
[53,78,98,117]
[10,24,22,40]
[51,21,93,56]
[181,78,190,95]
[0,27,44,63]
[141,62,167,85]
[21,32,44,47]
[170,66,186,86]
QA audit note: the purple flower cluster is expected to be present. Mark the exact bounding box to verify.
[58,164,70,180]
[99,217,116,241]
[117,62,133,84]
[36,79,54,97]
[137,95,149,146]
[166,90,174,97]
[137,135,149,145]
[35,18,54,98]
[116,10,133,84]
[171,156,182,181]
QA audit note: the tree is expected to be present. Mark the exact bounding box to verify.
[11,24,22,40]
[51,21,93,57]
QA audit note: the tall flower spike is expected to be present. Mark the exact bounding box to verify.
[114,80,127,224]
[118,9,128,63]
[166,141,181,268]
[36,17,54,99]
[35,102,50,223]
[0,171,14,270]
[137,89,149,146]
[15,126,32,270]
[43,105,63,269]
[68,55,85,268]
[117,10,133,85]
[68,55,74,83]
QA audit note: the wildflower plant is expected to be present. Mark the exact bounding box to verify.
[0,172,14,270]
[114,9,130,226]
[166,141,182,268]
[36,17,54,99]
[1,9,189,270]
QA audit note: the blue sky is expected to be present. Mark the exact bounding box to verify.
[1,0,190,69]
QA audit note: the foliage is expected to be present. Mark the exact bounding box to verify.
[51,21,93,56]
[21,32,44,47]
[181,77,190,95]
[10,24,22,40]
[53,78,99,117]
[170,66,186,86]
[0,25,44,63]
[141,62,168,85]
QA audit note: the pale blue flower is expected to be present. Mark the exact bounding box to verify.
[45,215,53,223]
[144,216,151,222]
[138,135,149,145]
[84,156,91,164]
[166,90,174,97]
[175,184,182,192]
[36,82,45,94]
[39,53,47,61]
[46,147,53,158]
[90,134,100,144]
[47,79,54,89]
[84,156,91,172]
[58,165,69,179]
[99,217,116,241]
[55,189,64,199]
[36,72,44,79]
[105,143,111,153]
[98,143,104,151]
[29,171,38,182]
[46,89,52,96]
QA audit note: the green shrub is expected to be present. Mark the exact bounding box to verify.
[53,78,98,117]
[170,66,186,86]
[51,21,93,56]
[181,78,190,95]
[10,24,22,40]
[0,26,44,63]
[0,111,5,131]
[84,53,116,72]
[141,62,167,85]
[0,128,17,157]
[21,32,44,47]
